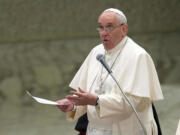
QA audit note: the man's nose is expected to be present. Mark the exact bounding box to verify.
[100,29,108,36]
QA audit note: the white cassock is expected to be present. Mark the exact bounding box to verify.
[67,36,164,135]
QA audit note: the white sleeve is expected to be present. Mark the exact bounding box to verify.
[96,92,150,119]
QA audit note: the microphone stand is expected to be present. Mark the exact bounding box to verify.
[96,54,147,135]
[109,72,147,135]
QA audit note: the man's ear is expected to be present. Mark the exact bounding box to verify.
[122,24,128,35]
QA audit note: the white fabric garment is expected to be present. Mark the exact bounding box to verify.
[67,36,163,135]
[176,120,180,135]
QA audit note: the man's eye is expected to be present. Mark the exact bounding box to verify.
[107,25,113,29]
[106,26,114,31]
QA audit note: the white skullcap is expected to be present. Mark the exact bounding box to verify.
[103,8,127,24]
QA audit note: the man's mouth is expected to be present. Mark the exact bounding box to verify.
[103,39,109,42]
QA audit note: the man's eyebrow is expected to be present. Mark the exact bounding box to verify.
[98,22,113,26]
[106,23,113,26]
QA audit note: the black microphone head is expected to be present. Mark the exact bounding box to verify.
[96,53,112,73]
[96,54,104,61]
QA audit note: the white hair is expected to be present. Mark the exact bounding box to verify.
[103,8,127,24]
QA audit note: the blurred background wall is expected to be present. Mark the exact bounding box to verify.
[0,0,179,135]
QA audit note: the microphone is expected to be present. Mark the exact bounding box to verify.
[96,53,147,135]
[96,54,112,74]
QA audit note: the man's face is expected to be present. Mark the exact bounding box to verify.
[98,12,127,50]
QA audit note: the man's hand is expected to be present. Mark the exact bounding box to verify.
[56,99,74,112]
[66,87,98,106]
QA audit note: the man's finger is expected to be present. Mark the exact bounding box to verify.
[78,87,86,93]
[66,95,80,100]
[69,91,82,97]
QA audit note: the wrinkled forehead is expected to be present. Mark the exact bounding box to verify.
[98,12,119,25]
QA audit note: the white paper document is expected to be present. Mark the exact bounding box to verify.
[26,91,70,106]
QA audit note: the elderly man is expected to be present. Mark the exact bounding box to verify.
[57,8,163,135]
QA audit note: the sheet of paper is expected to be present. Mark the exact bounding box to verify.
[26,91,70,106]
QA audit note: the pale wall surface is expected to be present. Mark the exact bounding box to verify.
[0,0,180,135]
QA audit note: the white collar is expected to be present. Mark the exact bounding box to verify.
[106,36,128,55]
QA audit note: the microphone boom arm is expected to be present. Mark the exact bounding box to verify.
[109,72,147,135]
[96,54,147,135]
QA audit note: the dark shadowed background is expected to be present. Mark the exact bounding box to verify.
[0,0,180,135]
